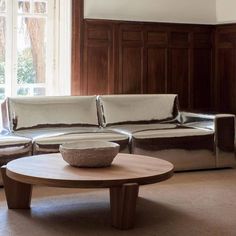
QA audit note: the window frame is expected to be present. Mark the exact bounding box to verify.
[0,0,71,99]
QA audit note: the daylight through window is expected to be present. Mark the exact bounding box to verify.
[0,0,71,99]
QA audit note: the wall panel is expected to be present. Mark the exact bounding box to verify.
[82,21,114,94]
[80,19,213,111]
[215,25,236,114]
[146,47,167,93]
[121,47,143,93]
[168,48,189,109]
[119,25,144,93]
[192,48,212,110]
[71,0,84,95]
[217,49,236,113]
[86,45,110,94]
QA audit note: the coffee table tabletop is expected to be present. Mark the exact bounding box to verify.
[1,153,174,230]
[6,153,173,188]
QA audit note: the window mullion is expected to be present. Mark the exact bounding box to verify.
[5,0,13,97]
[11,0,18,96]
[46,0,56,95]
[30,0,33,13]
[59,0,71,95]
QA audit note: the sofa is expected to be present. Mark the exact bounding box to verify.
[0,134,32,185]
[0,94,235,185]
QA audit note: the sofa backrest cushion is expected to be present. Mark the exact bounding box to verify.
[97,94,179,127]
[2,96,99,131]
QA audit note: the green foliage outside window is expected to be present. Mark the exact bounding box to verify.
[17,48,36,84]
[0,48,36,98]
[0,62,4,83]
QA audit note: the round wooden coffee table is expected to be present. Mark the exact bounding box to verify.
[1,153,174,230]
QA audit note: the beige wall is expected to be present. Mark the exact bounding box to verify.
[216,0,236,23]
[84,0,216,24]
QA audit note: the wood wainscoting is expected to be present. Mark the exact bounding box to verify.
[215,24,236,114]
[71,0,84,95]
[77,20,214,111]
[71,0,236,114]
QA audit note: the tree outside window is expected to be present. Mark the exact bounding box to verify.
[0,0,71,99]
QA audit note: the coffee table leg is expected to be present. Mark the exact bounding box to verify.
[109,183,139,230]
[1,166,32,209]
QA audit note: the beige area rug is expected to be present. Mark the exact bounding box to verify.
[0,169,236,236]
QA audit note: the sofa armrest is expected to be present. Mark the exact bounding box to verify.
[214,114,235,152]
[180,111,215,130]
[181,112,235,152]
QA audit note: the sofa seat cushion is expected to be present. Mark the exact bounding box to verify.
[15,127,104,139]
[132,128,214,139]
[15,127,129,154]
[108,124,215,151]
[0,135,31,147]
[0,134,32,186]
[0,134,32,165]
[97,94,179,127]
[107,123,178,136]
[132,128,215,151]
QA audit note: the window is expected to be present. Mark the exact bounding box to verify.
[0,0,71,99]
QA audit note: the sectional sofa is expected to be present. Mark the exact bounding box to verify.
[0,94,235,185]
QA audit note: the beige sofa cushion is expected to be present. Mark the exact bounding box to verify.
[34,132,128,145]
[107,123,178,135]
[131,128,215,153]
[97,94,179,127]
[14,127,129,154]
[15,127,128,144]
[132,128,214,139]
[0,134,32,186]
[0,135,31,146]
[0,134,32,164]
[3,96,99,131]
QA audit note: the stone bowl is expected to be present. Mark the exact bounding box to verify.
[59,140,120,168]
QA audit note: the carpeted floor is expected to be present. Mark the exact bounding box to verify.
[0,168,236,236]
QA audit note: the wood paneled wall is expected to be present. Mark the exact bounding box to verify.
[71,0,84,95]
[76,20,212,110]
[215,24,236,114]
[71,1,236,114]
[79,20,213,110]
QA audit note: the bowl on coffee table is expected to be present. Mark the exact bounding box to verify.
[59,140,120,168]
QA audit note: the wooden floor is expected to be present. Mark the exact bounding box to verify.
[0,168,236,235]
